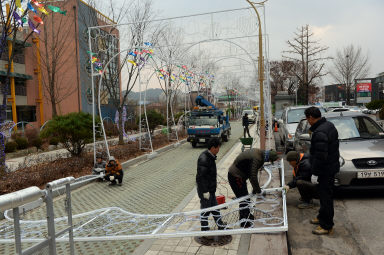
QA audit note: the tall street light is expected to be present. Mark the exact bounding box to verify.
[245,0,268,149]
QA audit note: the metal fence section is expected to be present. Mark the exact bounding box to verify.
[0,161,287,251]
[0,177,75,255]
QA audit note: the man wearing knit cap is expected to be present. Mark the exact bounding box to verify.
[284,151,318,209]
[228,148,278,228]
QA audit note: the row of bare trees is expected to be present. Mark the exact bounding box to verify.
[272,24,370,105]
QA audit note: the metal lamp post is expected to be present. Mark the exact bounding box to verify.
[245,0,268,150]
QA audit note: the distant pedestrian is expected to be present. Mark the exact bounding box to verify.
[228,149,278,228]
[305,106,339,235]
[242,113,251,138]
[105,156,123,186]
[284,151,318,209]
[196,138,226,236]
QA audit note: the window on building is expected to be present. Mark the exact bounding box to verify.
[16,106,36,122]
[15,79,27,96]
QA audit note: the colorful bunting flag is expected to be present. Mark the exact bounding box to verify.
[128,52,137,57]
[38,7,49,15]
[31,0,43,8]
[47,5,67,15]
[127,60,137,66]
[28,19,40,34]
[27,2,37,13]
[33,15,43,24]
[144,42,152,46]
[13,12,23,26]
[16,0,21,9]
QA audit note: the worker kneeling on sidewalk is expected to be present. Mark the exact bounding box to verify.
[105,156,123,186]
[228,149,278,228]
[284,151,319,209]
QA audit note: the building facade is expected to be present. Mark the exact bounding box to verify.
[0,0,120,128]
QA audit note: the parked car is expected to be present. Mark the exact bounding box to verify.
[294,111,384,189]
[242,109,257,124]
[279,106,326,153]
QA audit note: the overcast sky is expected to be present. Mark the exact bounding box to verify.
[151,0,384,83]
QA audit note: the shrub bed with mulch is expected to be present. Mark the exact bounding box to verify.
[0,132,186,195]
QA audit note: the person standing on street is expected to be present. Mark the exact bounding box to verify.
[242,113,251,138]
[305,106,339,235]
[228,149,278,227]
[196,138,226,235]
[284,151,318,209]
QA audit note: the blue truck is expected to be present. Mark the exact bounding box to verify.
[186,96,231,147]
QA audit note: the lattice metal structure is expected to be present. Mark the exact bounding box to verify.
[0,160,287,246]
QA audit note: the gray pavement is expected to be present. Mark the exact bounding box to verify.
[0,122,244,255]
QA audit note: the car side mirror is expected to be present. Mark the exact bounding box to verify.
[299,133,311,141]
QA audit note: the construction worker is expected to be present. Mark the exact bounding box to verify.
[105,156,123,186]
[196,138,227,235]
[284,151,318,209]
[92,152,106,177]
[228,149,278,228]
[242,113,251,138]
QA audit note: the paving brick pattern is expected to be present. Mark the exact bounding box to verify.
[0,122,243,255]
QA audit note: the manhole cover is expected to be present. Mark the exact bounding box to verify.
[194,235,232,246]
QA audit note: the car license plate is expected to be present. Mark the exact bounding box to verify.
[199,138,205,142]
[357,170,384,179]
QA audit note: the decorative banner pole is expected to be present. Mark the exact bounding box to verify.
[245,0,268,150]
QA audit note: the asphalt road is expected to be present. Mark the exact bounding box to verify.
[274,133,384,255]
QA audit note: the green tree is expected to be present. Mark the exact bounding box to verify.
[140,110,165,134]
[40,112,98,156]
[366,100,384,110]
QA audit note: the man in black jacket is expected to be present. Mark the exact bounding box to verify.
[196,138,226,232]
[242,113,251,138]
[284,151,318,209]
[228,149,278,227]
[305,106,339,235]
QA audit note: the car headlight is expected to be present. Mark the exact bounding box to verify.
[339,156,345,167]
[287,133,294,139]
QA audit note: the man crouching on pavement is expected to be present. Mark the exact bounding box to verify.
[105,156,123,186]
[284,151,318,209]
[228,149,278,228]
[196,138,226,237]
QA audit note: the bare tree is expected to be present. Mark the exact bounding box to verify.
[39,0,78,117]
[283,25,330,104]
[270,60,298,96]
[0,1,39,173]
[330,45,370,105]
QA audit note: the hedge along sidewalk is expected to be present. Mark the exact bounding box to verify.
[0,138,187,220]
[5,128,172,172]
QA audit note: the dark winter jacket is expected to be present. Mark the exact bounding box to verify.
[228,148,265,193]
[196,150,217,194]
[242,115,250,127]
[309,117,340,176]
[287,153,312,189]
[106,160,123,175]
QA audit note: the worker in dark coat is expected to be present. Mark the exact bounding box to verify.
[284,151,318,209]
[305,106,339,235]
[196,138,226,233]
[228,149,278,228]
[242,113,251,138]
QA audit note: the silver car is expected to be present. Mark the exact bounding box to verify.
[279,106,325,154]
[294,112,384,189]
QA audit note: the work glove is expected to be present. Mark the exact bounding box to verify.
[283,185,290,193]
[109,176,115,181]
[203,192,210,200]
[311,175,319,184]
